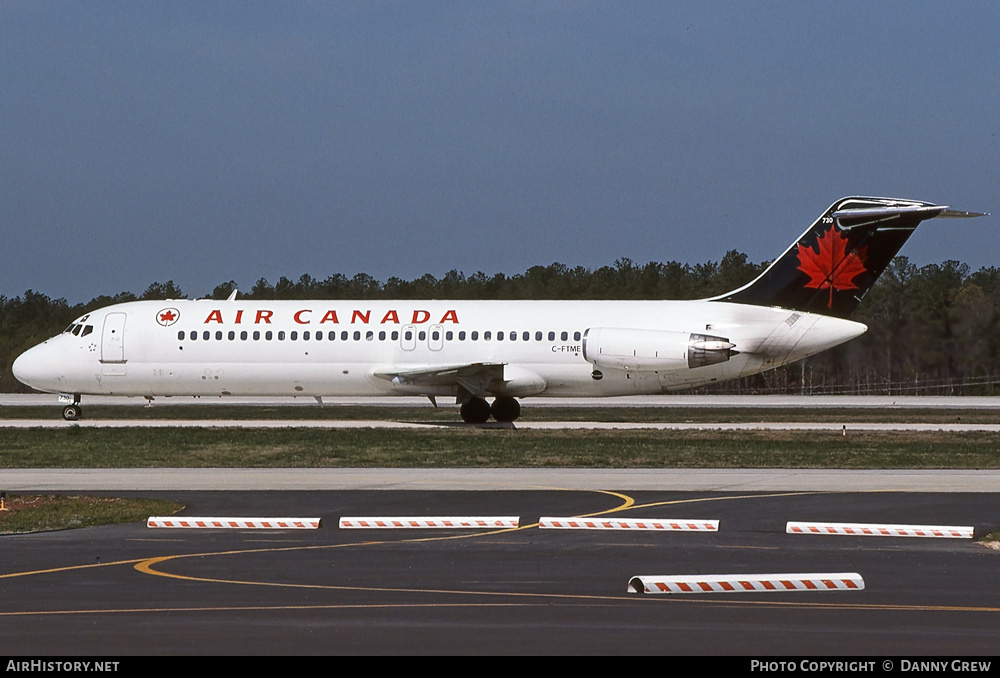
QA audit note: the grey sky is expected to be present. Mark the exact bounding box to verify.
[3,1,997,302]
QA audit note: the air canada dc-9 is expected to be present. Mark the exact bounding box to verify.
[13,198,984,423]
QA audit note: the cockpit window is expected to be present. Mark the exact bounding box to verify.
[80,325,93,337]
[72,325,82,336]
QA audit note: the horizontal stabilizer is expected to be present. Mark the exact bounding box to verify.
[830,203,946,224]
[939,209,988,218]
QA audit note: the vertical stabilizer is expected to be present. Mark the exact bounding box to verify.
[717,197,981,317]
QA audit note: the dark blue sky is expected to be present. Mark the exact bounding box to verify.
[3,2,997,302]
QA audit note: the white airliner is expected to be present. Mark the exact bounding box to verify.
[13,197,984,422]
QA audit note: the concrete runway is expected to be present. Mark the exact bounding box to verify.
[3,393,1000,408]
[4,419,1000,433]
[5,468,1000,492]
[2,488,999,655]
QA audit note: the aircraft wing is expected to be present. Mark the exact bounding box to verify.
[372,362,507,398]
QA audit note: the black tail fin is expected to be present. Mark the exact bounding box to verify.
[717,197,982,318]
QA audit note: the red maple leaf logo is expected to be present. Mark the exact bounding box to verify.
[156,308,180,326]
[796,226,868,308]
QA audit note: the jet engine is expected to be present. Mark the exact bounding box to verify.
[582,328,736,371]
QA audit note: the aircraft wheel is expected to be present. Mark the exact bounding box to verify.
[490,396,521,423]
[62,404,82,421]
[460,398,491,424]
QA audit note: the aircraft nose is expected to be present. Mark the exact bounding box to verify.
[12,342,57,391]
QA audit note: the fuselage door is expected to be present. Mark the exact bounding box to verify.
[101,312,127,375]
[428,324,443,351]
[400,324,416,351]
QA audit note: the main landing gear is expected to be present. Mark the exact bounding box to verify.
[460,396,521,424]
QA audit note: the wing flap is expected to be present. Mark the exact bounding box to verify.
[373,362,506,397]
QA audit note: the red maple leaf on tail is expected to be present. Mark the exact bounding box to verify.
[796,226,868,308]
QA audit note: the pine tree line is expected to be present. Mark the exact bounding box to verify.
[2,254,997,394]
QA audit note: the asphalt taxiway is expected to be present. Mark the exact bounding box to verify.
[2,488,998,655]
[2,393,998,654]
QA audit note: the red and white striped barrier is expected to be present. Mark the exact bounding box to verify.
[338,516,519,529]
[627,572,865,595]
[147,517,321,529]
[539,517,718,531]
[786,521,973,539]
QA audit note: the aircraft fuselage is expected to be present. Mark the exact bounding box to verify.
[12,298,865,400]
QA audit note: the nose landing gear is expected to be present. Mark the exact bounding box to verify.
[60,394,83,421]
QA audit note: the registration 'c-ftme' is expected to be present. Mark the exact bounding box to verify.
[13,197,984,422]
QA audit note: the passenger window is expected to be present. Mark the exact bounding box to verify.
[215,331,223,340]
[418,331,426,341]
[177,331,184,340]
[379,331,386,340]
[303,331,310,340]
[535,331,542,341]
[510,331,517,341]
[547,331,555,341]
[404,330,413,341]
[446,331,453,341]
[366,330,374,341]
[458,331,466,341]
[574,331,581,341]
[328,331,336,340]
[353,331,361,341]
[241,331,248,340]
[431,330,440,341]
[278,331,286,340]
[190,331,198,341]
[291,331,298,341]
[253,331,260,340]
[496,332,503,341]
[265,331,273,340]
[472,331,479,340]
[203,331,210,341]
[228,331,235,340]
[561,331,568,341]
[523,331,530,341]
[341,331,348,341]
[391,331,399,340]
[483,331,491,340]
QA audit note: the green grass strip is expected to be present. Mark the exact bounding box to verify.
[1,428,998,469]
[0,494,183,534]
